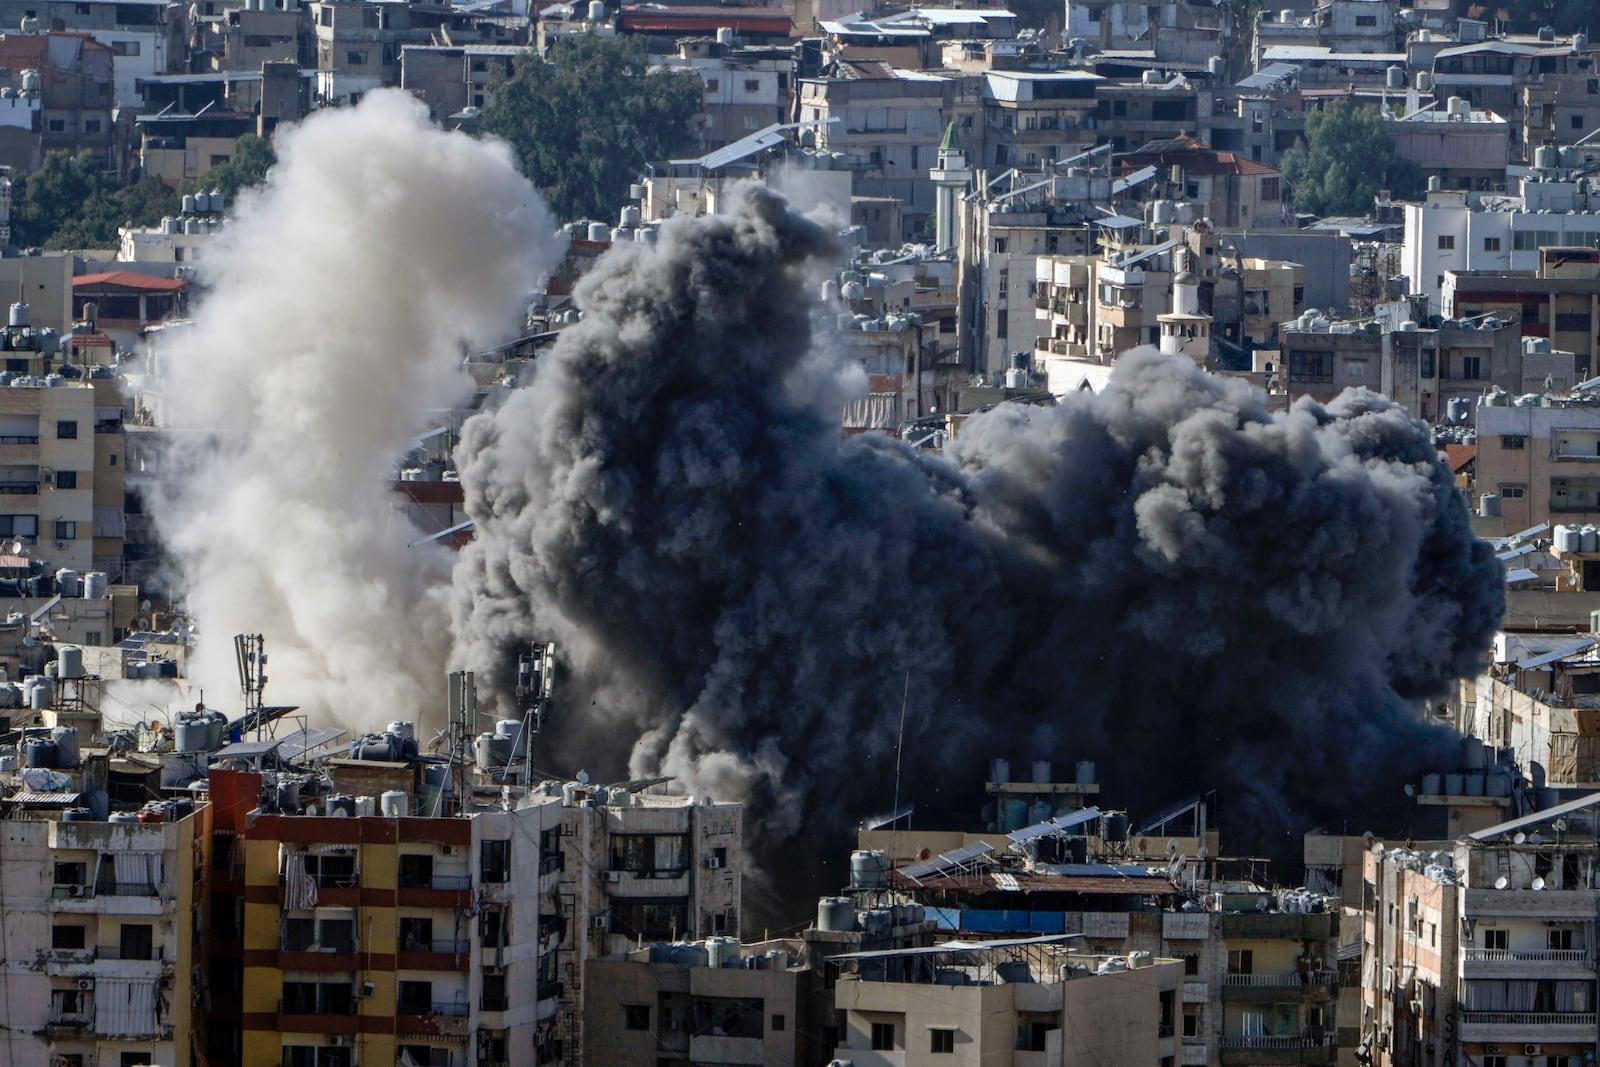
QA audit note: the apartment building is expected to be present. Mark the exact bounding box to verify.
[0,0,186,107]
[1390,100,1511,193]
[1280,314,1521,418]
[0,755,210,1067]
[1065,0,1225,65]
[831,937,1184,1065]
[0,375,104,573]
[583,938,808,1066]
[1444,246,1600,378]
[208,765,567,1067]
[0,32,116,172]
[400,44,519,121]
[1360,798,1600,1067]
[1475,395,1600,531]
[554,784,742,1066]
[1403,183,1600,307]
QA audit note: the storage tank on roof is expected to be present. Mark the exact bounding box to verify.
[8,302,26,327]
[850,849,888,889]
[182,194,196,215]
[587,221,609,242]
[1416,71,1433,92]
[1386,66,1404,89]
[1536,145,1561,171]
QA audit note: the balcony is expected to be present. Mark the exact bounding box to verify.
[604,869,689,897]
[0,436,39,462]
[397,1001,469,1037]
[1220,1034,1336,1065]
[1461,947,1592,976]
[1180,1039,1209,1066]
[1222,971,1336,1001]
[1457,1011,1597,1042]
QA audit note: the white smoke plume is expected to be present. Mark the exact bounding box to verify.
[152,90,560,730]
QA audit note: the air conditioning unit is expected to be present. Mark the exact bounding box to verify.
[67,884,83,897]
[328,1036,345,1048]
[1484,1046,1501,1055]
[54,541,65,549]
[591,915,609,930]
[75,979,93,991]
[602,871,622,883]
[704,857,722,869]
[1524,1046,1542,1057]
[441,844,453,855]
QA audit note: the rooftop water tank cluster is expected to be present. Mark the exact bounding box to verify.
[1554,524,1598,554]
[21,724,81,768]
[349,722,420,762]
[173,707,231,753]
[815,895,926,936]
[473,718,528,769]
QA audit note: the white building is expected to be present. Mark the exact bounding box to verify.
[1402,184,1600,306]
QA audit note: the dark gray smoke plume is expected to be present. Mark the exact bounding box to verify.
[453,186,1502,892]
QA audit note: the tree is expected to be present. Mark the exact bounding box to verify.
[8,151,179,250]
[1278,101,1425,218]
[483,36,702,223]
[181,134,276,202]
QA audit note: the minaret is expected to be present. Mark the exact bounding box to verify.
[929,121,971,253]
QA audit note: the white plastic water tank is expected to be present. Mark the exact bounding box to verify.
[57,645,83,679]
[355,795,376,817]
[387,721,415,741]
[587,221,609,242]
[82,572,107,599]
[587,0,605,19]
[619,205,641,228]
[380,790,409,817]
[1031,760,1052,784]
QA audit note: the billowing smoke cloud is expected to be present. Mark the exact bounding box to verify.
[154,90,559,729]
[453,184,1502,893]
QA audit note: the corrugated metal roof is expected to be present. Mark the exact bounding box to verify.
[1468,790,1600,841]
[8,791,82,805]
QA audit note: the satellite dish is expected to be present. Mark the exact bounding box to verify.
[22,635,34,646]
[1404,783,1416,797]
[575,769,590,784]
[1362,830,1376,840]
[1495,875,1509,889]
[1533,876,1547,890]
[1514,832,1528,844]
[140,599,152,612]
[1167,839,1179,854]
[1528,832,1544,845]
[1554,818,1569,833]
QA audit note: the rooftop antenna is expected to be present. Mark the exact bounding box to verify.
[446,669,476,816]
[890,668,910,869]
[513,641,555,788]
[233,632,266,740]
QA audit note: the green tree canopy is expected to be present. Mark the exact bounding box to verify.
[9,151,178,250]
[1279,100,1425,217]
[180,133,276,203]
[483,36,702,223]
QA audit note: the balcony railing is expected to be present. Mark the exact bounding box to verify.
[1462,948,1588,963]
[0,435,39,444]
[0,482,39,494]
[1459,1011,1597,1027]
[1221,1034,1336,1049]
[1224,971,1337,987]
[400,938,469,955]
[95,880,158,897]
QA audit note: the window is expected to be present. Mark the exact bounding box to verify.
[1183,1010,1200,1037]
[282,917,315,951]
[1499,484,1526,499]
[54,521,75,541]
[1500,435,1526,450]
[1260,176,1279,201]
[1438,235,1456,250]
[610,834,685,876]
[1483,927,1509,950]
[56,420,76,439]
[771,1014,786,1031]
[396,979,432,1015]
[743,115,759,130]
[1183,954,1199,975]
[54,861,86,886]
[398,853,434,888]
[1460,355,1481,379]
[1227,949,1253,974]
[1484,1057,1506,1067]
[1550,927,1576,950]
[481,838,510,882]
[1484,237,1501,251]
[119,923,153,961]
[112,40,140,56]
[694,996,763,1038]
[1355,14,1376,25]
[625,1004,650,1030]
[55,470,76,489]
[1576,115,1588,130]
[47,119,64,133]
[51,924,86,949]
[481,971,508,1012]
[871,1021,896,1050]
[398,916,433,952]
[930,1028,955,1053]
[704,78,719,93]
[743,79,759,92]
[84,119,101,134]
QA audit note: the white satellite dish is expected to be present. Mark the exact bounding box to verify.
[1528,832,1544,845]
[1514,832,1528,845]
[1533,876,1547,890]
[1167,840,1178,854]
[22,635,34,647]
[1404,784,1415,797]
[576,769,590,784]
[1554,817,1569,833]
[1494,875,1509,889]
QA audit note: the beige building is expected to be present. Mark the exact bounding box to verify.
[584,938,807,1066]
[830,937,1182,1066]
[1360,797,1600,1067]
[1475,395,1600,531]
[1445,246,1600,379]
